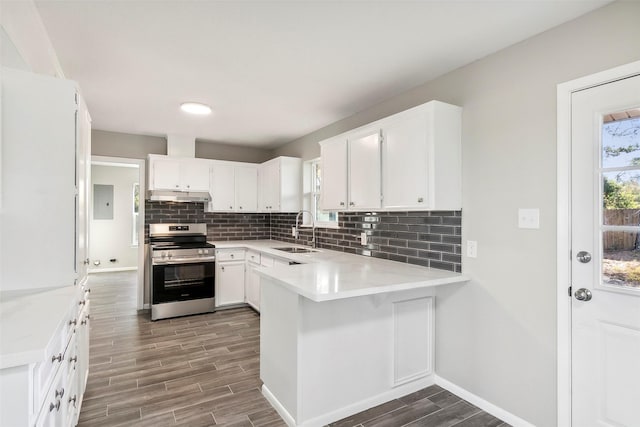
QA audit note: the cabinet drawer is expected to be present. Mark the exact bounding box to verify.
[35,357,68,427]
[216,249,245,262]
[246,250,261,265]
[33,316,75,418]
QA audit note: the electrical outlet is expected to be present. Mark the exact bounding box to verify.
[361,232,367,245]
[467,240,478,258]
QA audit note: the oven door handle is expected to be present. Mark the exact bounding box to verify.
[153,257,216,265]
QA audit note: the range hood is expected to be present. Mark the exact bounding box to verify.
[148,190,211,203]
[147,135,211,203]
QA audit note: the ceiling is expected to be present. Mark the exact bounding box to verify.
[35,0,610,149]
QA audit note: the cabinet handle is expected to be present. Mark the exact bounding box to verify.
[49,401,61,412]
[55,388,65,398]
[81,315,90,325]
[79,300,86,306]
[69,356,78,364]
[51,353,63,363]
[230,254,234,258]
[340,202,345,206]
[69,318,77,326]
[221,266,225,272]
[83,258,90,265]
[187,185,190,188]
[239,206,243,210]
[175,184,179,188]
[349,202,355,206]
[69,395,77,406]
[230,206,233,209]
[417,197,424,203]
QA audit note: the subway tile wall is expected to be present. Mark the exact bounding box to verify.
[145,201,270,242]
[271,211,462,272]
[145,201,462,272]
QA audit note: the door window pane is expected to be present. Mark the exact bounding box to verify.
[603,230,640,288]
[601,112,640,290]
[602,116,640,168]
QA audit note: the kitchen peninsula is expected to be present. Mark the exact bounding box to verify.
[212,241,468,427]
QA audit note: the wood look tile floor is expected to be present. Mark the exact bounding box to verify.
[79,272,508,427]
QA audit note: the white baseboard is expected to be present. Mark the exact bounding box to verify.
[434,375,535,427]
[263,377,434,427]
[262,385,296,427]
[88,267,138,274]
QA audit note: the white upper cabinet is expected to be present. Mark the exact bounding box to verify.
[208,162,236,211]
[258,157,302,212]
[1,68,90,291]
[348,127,382,210]
[319,100,461,212]
[148,155,211,192]
[207,161,258,212]
[235,165,258,212]
[382,101,461,210]
[319,126,383,212]
[320,137,348,210]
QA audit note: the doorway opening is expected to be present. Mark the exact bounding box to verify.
[90,155,146,310]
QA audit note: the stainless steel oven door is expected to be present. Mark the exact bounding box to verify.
[152,260,215,304]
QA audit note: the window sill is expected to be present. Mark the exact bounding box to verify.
[301,223,340,230]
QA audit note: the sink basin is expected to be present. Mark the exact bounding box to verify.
[273,247,317,254]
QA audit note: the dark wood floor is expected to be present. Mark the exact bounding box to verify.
[79,271,508,427]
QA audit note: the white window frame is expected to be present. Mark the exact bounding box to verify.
[303,158,339,228]
[132,182,139,247]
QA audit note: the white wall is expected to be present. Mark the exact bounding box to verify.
[275,2,640,426]
[90,164,139,271]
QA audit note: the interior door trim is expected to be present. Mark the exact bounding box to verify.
[556,59,640,427]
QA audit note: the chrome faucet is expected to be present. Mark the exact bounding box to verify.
[295,210,316,248]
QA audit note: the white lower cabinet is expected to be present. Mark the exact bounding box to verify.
[0,286,90,427]
[245,251,262,312]
[215,249,246,307]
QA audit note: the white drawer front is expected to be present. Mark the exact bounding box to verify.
[246,250,261,265]
[216,249,245,262]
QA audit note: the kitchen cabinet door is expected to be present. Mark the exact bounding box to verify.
[180,158,210,191]
[245,263,260,312]
[381,109,428,209]
[76,95,92,286]
[235,165,258,212]
[259,160,279,211]
[152,158,182,190]
[320,137,348,211]
[216,262,245,306]
[382,101,461,210]
[348,128,381,210]
[209,162,236,211]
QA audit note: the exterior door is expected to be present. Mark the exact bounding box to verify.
[571,74,640,426]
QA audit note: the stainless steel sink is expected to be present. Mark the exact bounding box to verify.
[273,247,317,254]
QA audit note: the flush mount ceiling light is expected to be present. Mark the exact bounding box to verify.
[180,102,212,115]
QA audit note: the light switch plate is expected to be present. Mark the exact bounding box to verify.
[518,208,540,229]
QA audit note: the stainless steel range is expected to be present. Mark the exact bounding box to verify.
[149,223,215,320]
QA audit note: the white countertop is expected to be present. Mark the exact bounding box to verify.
[211,240,469,302]
[0,286,76,369]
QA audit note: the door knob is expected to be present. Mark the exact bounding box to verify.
[576,251,592,263]
[574,288,592,301]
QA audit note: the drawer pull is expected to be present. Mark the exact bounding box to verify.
[51,353,63,363]
[78,300,86,306]
[69,356,78,364]
[55,388,65,398]
[49,401,61,412]
[69,318,77,326]
[81,319,88,325]
[69,395,77,406]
